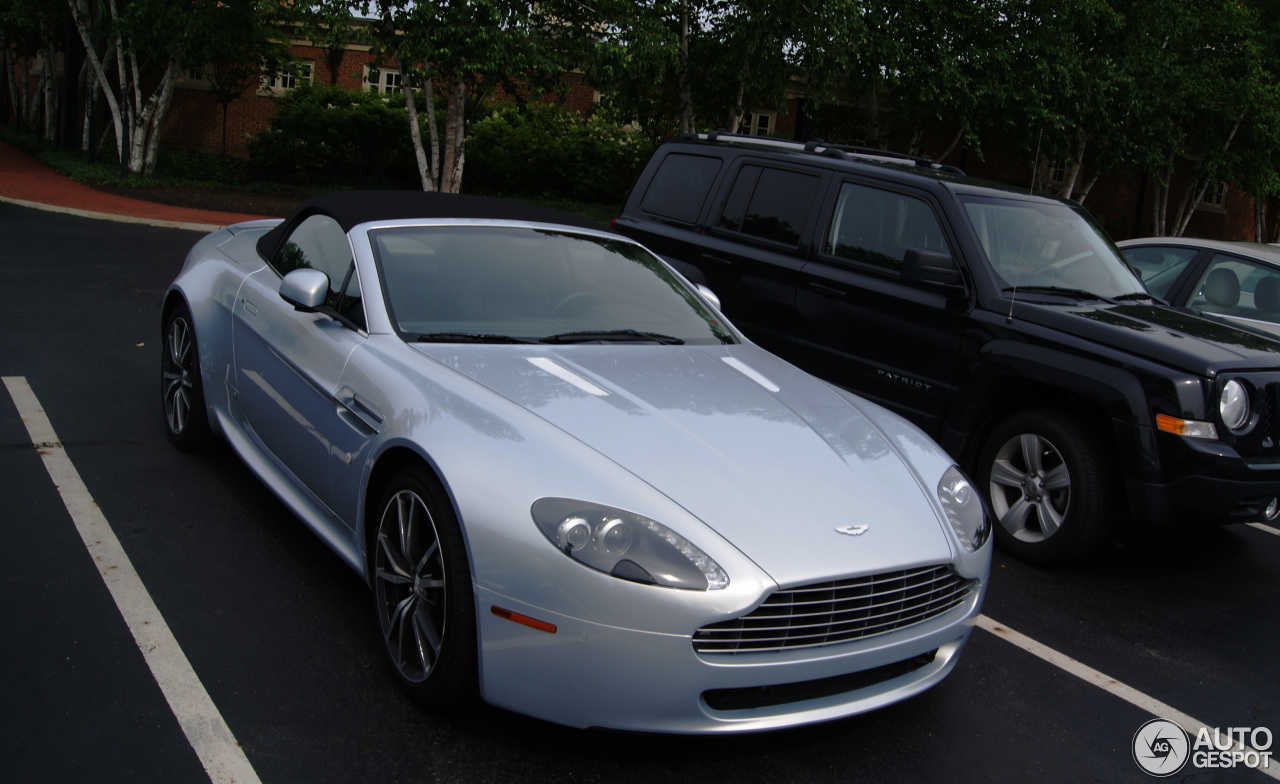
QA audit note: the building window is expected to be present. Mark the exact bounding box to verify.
[365,67,402,95]
[1048,160,1069,187]
[746,111,774,137]
[262,62,313,95]
[1197,181,1228,213]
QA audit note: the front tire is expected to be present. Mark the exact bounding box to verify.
[977,410,1115,565]
[372,465,477,707]
[161,302,211,450]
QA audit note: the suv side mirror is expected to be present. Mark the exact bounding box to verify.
[903,248,965,297]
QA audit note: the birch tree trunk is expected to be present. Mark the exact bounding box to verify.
[423,74,440,186]
[399,59,435,191]
[67,0,125,162]
[1057,132,1088,201]
[1076,169,1102,205]
[678,0,692,135]
[41,18,58,140]
[936,127,963,163]
[1172,109,1247,237]
[440,72,466,193]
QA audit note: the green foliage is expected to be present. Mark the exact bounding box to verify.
[246,84,419,186]
[464,103,656,203]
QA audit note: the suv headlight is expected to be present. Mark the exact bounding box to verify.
[938,467,989,552]
[532,499,728,590]
[1220,379,1251,433]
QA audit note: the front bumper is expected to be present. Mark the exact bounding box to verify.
[472,581,983,733]
[1127,430,1280,527]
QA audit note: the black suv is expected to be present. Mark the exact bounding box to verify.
[614,132,1280,564]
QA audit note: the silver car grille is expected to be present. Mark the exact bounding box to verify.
[693,565,972,655]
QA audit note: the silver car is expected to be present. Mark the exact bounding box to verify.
[1119,237,1280,338]
[161,191,991,733]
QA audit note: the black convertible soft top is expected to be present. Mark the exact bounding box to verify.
[255,190,608,262]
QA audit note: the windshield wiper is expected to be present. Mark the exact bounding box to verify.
[414,332,534,344]
[1113,292,1160,302]
[540,329,684,345]
[1003,285,1112,302]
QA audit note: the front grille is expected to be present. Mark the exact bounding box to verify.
[693,565,971,655]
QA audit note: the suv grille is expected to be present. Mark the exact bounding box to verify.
[1222,377,1280,458]
[693,565,972,655]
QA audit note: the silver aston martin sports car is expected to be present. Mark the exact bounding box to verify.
[161,191,992,733]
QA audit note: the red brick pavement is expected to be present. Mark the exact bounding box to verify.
[0,139,271,230]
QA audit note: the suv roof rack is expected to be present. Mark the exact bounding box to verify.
[680,130,965,175]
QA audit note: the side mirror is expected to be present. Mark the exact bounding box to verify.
[696,284,722,312]
[903,248,965,297]
[280,268,329,311]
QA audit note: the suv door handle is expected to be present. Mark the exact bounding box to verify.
[702,254,734,267]
[808,282,846,297]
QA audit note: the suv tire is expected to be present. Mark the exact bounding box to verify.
[977,410,1114,565]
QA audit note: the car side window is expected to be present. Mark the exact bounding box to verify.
[825,182,949,273]
[640,153,722,224]
[273,214,365,330]
[1120,246,1197,299]
[1189,253,1280,324]
[717,165,820,246]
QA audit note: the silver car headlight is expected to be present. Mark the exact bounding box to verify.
[1220,379,1251,433]
[938,466,989,552]
[532,499,728,590]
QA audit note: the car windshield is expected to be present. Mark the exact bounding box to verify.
[960,196,1147,300]
[369,226,735,345]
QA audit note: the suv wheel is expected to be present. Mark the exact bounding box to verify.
[977,410,1114,565]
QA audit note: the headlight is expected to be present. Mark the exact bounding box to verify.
[532,499,728,590]
[938,467,989,552]
[1220,379,1251,433]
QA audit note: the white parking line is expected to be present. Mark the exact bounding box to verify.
[977,614,1278,780]
[3,377,260,784]
[1248,522,1280,536]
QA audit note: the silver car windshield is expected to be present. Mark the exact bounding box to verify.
[370,226,735,345]
[960,196,1147,300]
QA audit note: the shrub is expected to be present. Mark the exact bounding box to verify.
[465,103,655,204]
[247,84,418,186]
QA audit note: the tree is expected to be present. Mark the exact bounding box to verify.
[198,2,291,156]
[65,0,289,175]
[357,0,597,193]
[586,0,692,145]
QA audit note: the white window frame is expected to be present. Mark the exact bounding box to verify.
[363,65,402,95]
[746,111,775,137]
[1197,180,1228,213]
[1048,160,1069,187]
[261,62,314,96]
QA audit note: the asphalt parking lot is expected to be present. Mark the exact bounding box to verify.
[2,203,1277,783]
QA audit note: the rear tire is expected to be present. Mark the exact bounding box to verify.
[977,410,1115,565]
[161,302,212,450]
[371,465,477,707]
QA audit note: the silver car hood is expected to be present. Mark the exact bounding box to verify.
[412,343,954,585]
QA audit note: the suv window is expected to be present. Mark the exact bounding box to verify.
[825,182,949,272]
[640,153,722,223]
[273,214,365,329]
[717,165,820,246]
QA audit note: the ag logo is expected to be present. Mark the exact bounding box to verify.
[1133,718,1190,776]
[835,525,869,537]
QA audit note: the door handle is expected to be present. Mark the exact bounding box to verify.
[336,387,383,434]
[807,282,846,297]
[702,254,734,267]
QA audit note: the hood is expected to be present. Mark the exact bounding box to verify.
[1012,300,1280,375]
[412,343,954,586]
